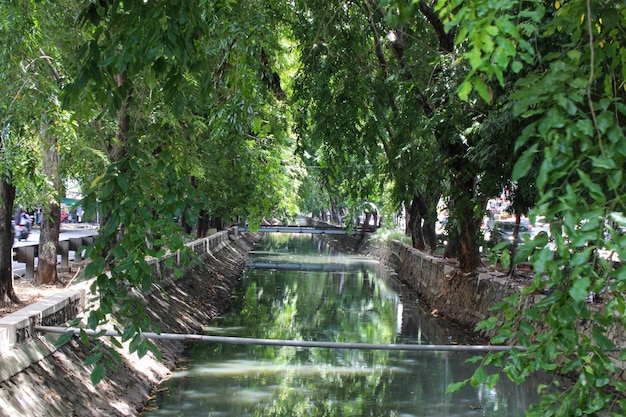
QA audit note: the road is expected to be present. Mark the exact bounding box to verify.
[13,225,98,278]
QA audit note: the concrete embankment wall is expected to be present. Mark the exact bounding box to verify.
[366,240,523,332]
[367,239,626,380]
[0,230,255,417]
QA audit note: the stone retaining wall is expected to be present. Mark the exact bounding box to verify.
[367,239,626,382]
[366,240,524,332]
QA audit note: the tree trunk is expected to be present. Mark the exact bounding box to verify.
[0,180,19,304]
[196,209,209,238]
[37,125,61,285]
[507,213,522,276]
[181,211,193,235]
[443,229,461,259]
[451,173,481,272]
[423,220,437,254]
[329,201,339,225]
[99,71,131,267]
[409,193,440,252]
[210,216,224,231]
[408,197,425,250]
[437,111,481,272]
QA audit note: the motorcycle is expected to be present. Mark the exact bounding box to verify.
[14,221,30,241]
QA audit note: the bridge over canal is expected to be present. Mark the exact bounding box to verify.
[237,225,349,235]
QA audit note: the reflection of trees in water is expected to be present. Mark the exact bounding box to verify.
[255,368,392,417]
[169,234,540,416]
[253,233,339,256]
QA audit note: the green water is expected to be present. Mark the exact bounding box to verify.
[145,234,540,416]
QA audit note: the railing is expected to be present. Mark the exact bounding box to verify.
[147,229,234,281]
[13,228,236,281]
[13,233,98,280]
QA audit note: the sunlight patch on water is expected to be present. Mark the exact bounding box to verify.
[169,360,407,378]
[201,326,247,335]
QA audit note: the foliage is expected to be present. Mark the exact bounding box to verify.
[290,1,450,249]
[441,0,626,415]
[8,3,625,407]
[369,227,412,245]
[61,0,302,384]
[0,1,47,203]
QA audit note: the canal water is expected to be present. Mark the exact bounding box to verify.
[145,233,540,416]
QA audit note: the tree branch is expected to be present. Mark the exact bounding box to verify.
[418,1,454,53]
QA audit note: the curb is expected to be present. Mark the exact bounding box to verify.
[0,289,85,382]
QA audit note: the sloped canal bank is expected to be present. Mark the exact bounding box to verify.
[0,232,256,417]
[143,233,542,416]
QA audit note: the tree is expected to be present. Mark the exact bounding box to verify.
[291,1,493,270]
[57,0,302,383]
[0,130,18,305]
[440,0,626,415]
[0,0,54,301]
[0,0,85,291]
[36,9,72,285]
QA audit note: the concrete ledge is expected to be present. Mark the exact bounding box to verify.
[0,328,8,356]
[13,231,98,279]
[0,289,84,383]
[0,336,60,382]
[0,290,84,347]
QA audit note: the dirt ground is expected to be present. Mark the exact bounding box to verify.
[0,270,81,319]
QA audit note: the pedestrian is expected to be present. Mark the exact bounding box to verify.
[35,208,42,226]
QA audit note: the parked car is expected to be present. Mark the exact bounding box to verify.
[490,220,532,245]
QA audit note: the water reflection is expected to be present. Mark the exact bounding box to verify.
[145,234,539,416]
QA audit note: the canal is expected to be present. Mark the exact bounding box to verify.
[145,233,540,416]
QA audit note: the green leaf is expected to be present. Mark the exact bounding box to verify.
[110,337,123,349]
[500,248,511,269]
[571,247,592,266]
[116,173,129,192]
[491,334,509,344]
[466,355,484,364]
[79,329,90,347]
[519,320,535,336]
[446,379,469,394]
[569,277,591,303]
[129,333,142,353]
[147,340,163,362]
[595,377,610,388]
[458,80,472,101]
[592,327,616,351]
[54,330,75,347]
[596,111,614,133]
[90,363,106,385]
[476,316,499,332]
[474,77,492,103]
[512,144,538,181]
[523,306,541,321]
[533,245,555,274]
[137,339,149,358]
[561,357,582,374]
[84,351,103,366]
[486,373,500,388]
[470,366,487,387]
